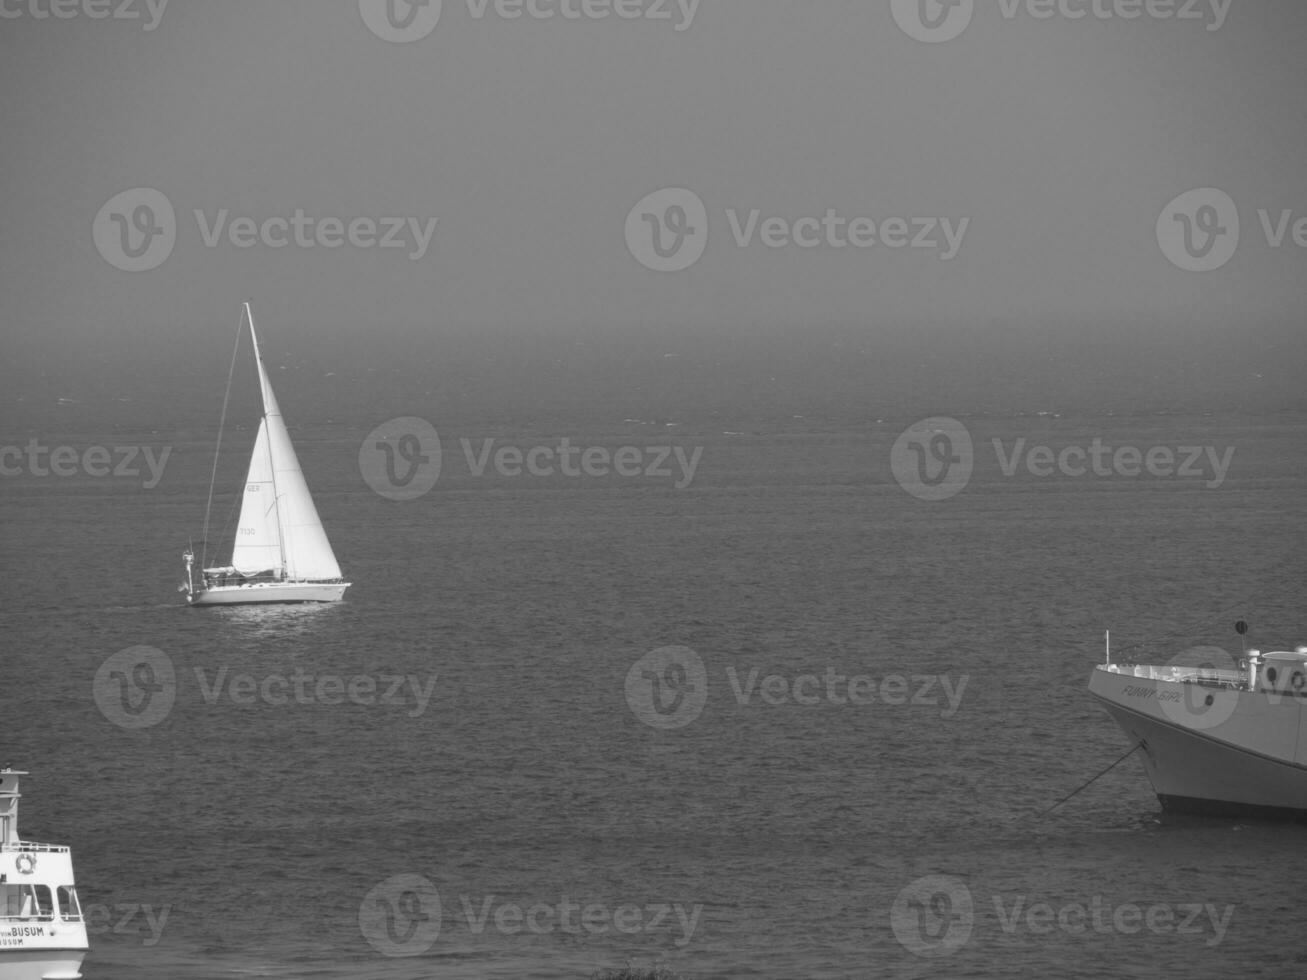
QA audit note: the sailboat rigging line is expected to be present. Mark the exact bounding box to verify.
[201,306,246,571]
[1035,742,1142,819]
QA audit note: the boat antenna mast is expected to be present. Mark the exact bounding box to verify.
[200,304,248,571]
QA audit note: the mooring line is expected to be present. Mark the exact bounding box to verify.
[1036,742,1143,818]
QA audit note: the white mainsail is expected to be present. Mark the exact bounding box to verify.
[230,419,281,575]
[227,305,342,581]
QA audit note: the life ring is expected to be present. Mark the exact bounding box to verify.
[15,853,35,875]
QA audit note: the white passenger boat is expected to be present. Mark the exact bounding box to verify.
[0,770,87,980]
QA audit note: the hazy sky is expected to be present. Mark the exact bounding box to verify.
[2,0,1305,424]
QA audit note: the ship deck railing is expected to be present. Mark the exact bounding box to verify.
[0,841,72,853]
[1101,663,1245,688]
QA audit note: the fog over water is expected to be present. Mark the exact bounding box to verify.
[3,0,1306,429]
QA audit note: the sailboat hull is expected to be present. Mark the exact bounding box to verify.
[190,582,349,605]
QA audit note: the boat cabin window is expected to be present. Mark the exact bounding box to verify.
[1,883,54,920]
[57,886,82,921]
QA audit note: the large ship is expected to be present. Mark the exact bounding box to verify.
[0,770,88,980]
[1088,624,1307,819]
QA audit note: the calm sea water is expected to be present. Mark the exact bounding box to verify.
[3,413,1305,979]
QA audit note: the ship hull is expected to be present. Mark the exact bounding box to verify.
[1089,666,1307,819]
[190,582,349,605]
[0,949,86,980]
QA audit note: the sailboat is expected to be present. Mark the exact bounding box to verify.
[181,302,350,605]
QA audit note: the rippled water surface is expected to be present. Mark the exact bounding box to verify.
[3,415,1305,979]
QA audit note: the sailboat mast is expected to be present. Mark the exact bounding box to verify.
[245,302,289,579]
